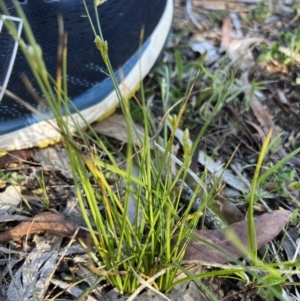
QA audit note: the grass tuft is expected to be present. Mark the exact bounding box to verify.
[2,0,300,299]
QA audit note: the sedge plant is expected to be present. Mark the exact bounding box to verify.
[2,0,300,299]
[0,0,207,294]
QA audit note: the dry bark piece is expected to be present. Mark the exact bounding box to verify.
[184,210,291,264]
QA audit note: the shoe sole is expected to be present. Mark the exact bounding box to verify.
[1,0,173,151]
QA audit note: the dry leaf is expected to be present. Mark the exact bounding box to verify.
[92,113,144,146]
[184,210,291,264]
[282,227,300,262]
[215,195,244,224]
[275,89,299,114]
[0,149,34,168]
[227,38,262,70]
[219,14,232,52]
[241,73,300,168]
[193,0,253,11]
[7,233,63,301]
[241,71,286,158]
[50,278,98,301]
[191,41,220,65]
[170,123,250,193]
[230,12,243,38]
[275,89,291,112]
[186,0,204,30]
[241,71,278,138]
[0,186,22,222]
[0,212,87,242]
[245,120,265,142]
[33,147,73,179]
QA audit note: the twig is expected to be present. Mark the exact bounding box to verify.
[186,0,205,30]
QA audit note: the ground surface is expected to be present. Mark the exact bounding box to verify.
[1,0,300,300]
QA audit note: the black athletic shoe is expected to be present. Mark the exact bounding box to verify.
[0,0,173,151]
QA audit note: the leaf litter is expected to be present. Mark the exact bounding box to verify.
[1,0,300,300]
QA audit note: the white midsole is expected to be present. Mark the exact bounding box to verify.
[1,0,174,151]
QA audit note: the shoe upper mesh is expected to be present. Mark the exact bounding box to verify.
[0,0,166,121]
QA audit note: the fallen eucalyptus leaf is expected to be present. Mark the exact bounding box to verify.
[0,149,34,168]
[219,14,232,52]
[184,210,291,264]
[215,195,244,224]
